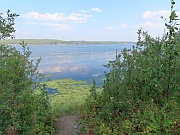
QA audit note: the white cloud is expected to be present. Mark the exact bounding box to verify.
[134,21,168,39]
[136,22,164,29]
[38,64,87,73]
[143,10,170,19]
[79,10,88,13]
[120,24,128,28]
[71,13,91,18]
[143,10,180,20]
[105,26,114,30]
[42,23,73,31]
[139,10,180,36]
[25,21,73,31]
[92,8,102,12]
[23,11,91,23]
[92,73,101,77]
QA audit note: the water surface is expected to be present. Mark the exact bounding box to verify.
[14,44,133,85]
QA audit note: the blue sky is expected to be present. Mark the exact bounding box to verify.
[1,0,180,41]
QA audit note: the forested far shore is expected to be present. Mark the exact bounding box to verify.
[0,39,135,45]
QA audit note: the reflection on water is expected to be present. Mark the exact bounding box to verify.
[46,87,59,94]
[14,44,133,86]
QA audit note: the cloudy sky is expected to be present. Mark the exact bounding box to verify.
[1,0,180,41]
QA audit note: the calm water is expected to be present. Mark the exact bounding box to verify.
[14,44,133,85]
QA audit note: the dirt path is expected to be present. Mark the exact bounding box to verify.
[56,115,81,135]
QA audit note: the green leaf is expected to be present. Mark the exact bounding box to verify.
[174,27,178,30]
[174,50,179,56]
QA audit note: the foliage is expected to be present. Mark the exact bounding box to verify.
[80,1,180,134]
[0,10,19,40]
[0,10,56,134]
[0,43,56,134]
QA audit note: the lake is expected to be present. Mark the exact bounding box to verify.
[14,44,134,86]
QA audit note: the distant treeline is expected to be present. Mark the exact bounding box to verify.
[0,39,136,45]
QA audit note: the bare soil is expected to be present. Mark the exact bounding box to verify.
[56,115,81,135]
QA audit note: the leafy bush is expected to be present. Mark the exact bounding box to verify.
[0,10,19,40]
[0,11,56,134]
[80,1,180,134]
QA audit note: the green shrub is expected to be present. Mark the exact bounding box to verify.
[80,1,180,134]
[0,43,56,135]
[0,11,56,134]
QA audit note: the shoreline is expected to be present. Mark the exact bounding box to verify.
[0,39,136,45]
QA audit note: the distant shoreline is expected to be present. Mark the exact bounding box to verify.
[0,39,136,45]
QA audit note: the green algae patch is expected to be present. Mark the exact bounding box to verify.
[45,78,91,115]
